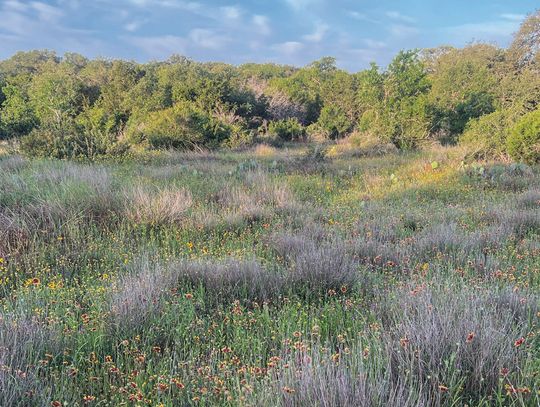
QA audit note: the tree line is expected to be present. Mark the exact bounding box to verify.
[0,10,538,162]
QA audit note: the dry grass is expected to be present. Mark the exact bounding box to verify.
[124,185,193,225]
[254,143,278,157]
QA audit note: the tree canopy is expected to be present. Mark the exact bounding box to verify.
[0,9,539,162]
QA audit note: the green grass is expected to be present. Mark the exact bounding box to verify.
[0,146,538,406]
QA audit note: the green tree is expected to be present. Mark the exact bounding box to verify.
[0,75,37,138]
[428,45,499,141]
[29,62,84,126]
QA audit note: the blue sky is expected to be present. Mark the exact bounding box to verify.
[0,0,537,71]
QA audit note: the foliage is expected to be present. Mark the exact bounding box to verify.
[0,12,539,159]
[268,118,306,141]
[428,45,498,142]
[460,109,519,160]
[310,105,353,140]
[129,103,214,150]
[507,109,540,164]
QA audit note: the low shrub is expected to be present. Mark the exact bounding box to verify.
[507,108,540,164]
[268,118,306,141]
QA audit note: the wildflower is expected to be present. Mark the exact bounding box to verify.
[172,379,185,389]
[340,285,348,293]
[500,367,509,376]
[156,382,169,392]
[328,289,336,296]
[466,332,475,343]
[187,242,194,250]
[438,384,449,392]
[400,337,409,348]
[282,386,295,394]
[514,337,525,347]
[293,331,302,338]
[51,402,62,407]
[82,395,95,403]
[185,293,193,300]
[32,278,40,286]
[152,346,161,353]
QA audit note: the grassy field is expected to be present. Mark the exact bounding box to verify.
[0,145,539,406]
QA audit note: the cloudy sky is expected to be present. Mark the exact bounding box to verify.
[0,0,537,71]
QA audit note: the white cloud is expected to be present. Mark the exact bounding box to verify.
[4,0,28,12]
[500,13,525,22]
[348,11,379,24]
[389,24,419,37]
[221,6,242,20]
[126,34,187,58]
[31,1,64,22]
[124,21,142,32]
[302,22,329,42]
[363,38,386,49]
[386,11,415,23]
[272,41,304,54]
[252,15,271,36]
[189,28,227,49]
[284,0,320,11]
[444,20,520,45]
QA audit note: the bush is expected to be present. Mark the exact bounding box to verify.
[131,103,211,150]
[19,118,128,160]
[309,105,353,140]
[460,109,519,160]
[268,118,306,141]
[129,103,249,150]
[507,109,540,164]
[20,121,85,159]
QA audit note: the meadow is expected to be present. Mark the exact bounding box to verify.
[0,144,539,406]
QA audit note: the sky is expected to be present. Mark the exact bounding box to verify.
[0,0,537,71]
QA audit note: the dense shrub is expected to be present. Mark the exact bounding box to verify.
[507,109,540,164]
[20,121,85,159]
[129,103,212,149]
[19,118,128,159]
[460,109,519,160]
[268,118,306,141]
[309,105,353,140]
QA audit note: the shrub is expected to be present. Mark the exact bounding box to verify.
[309,105,353,140]
[20,121,83,159]
[460,109,516,160]
[135,104,210,149]
[507,108,540,164]
[268,118,306,141]
[19,120,127,160]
